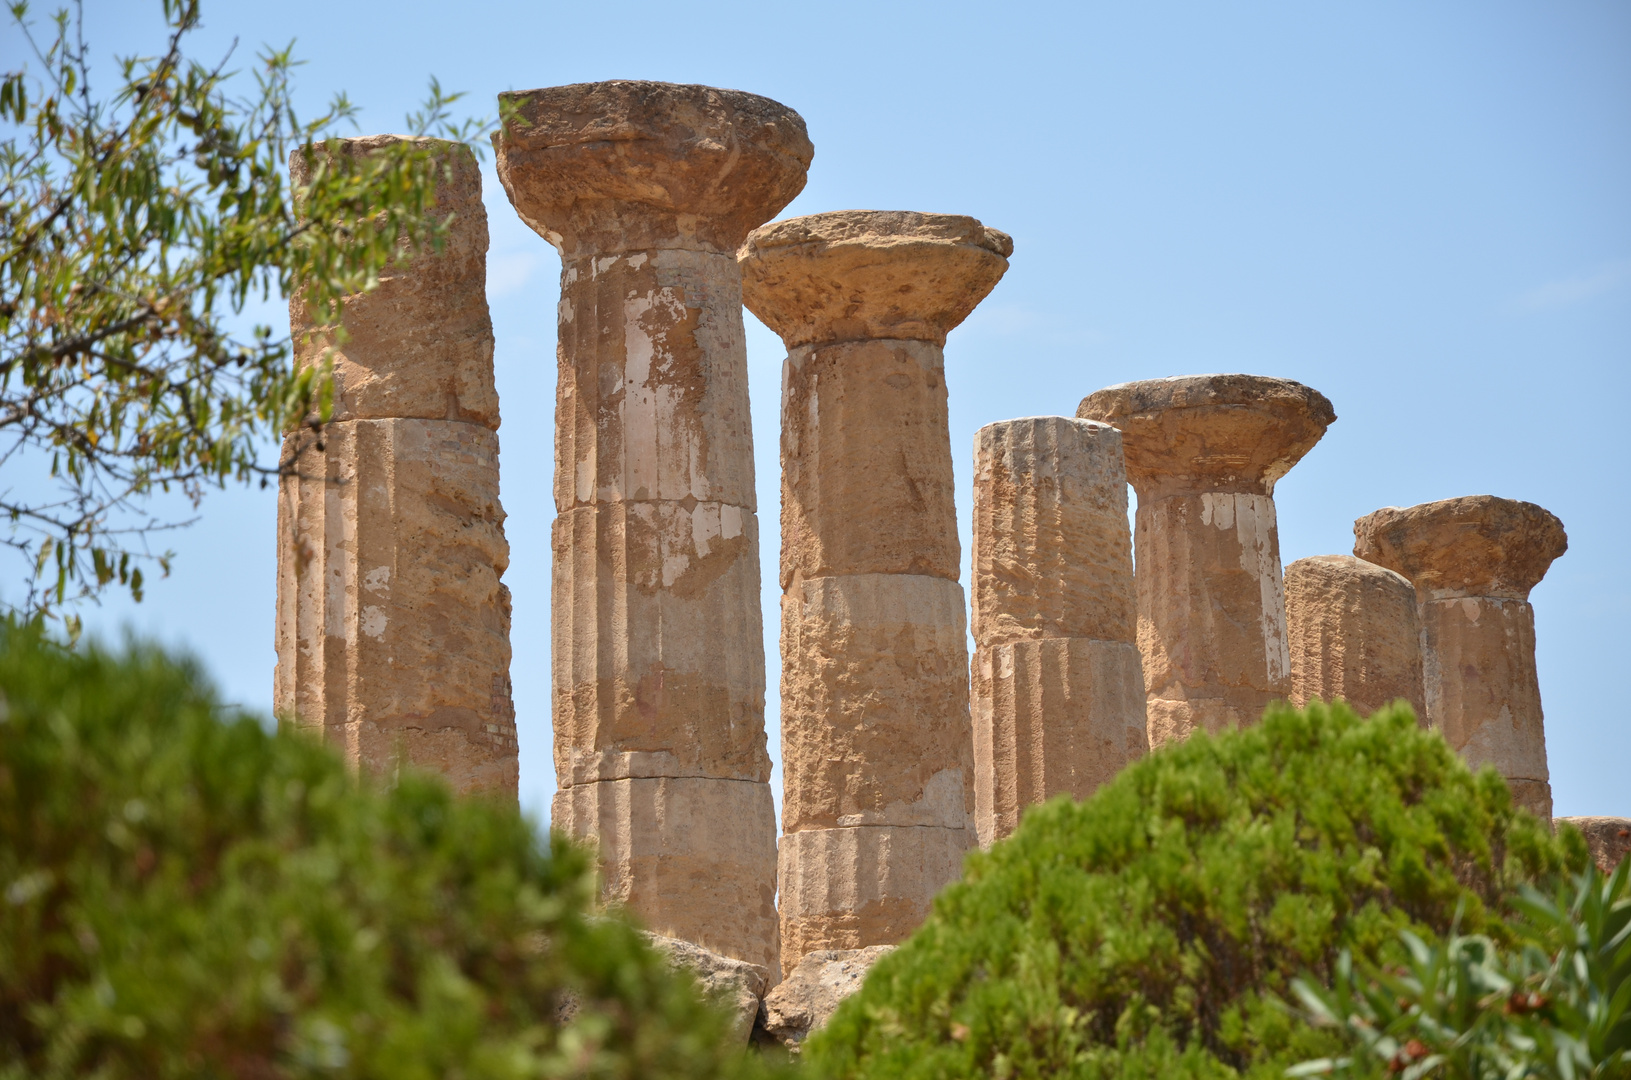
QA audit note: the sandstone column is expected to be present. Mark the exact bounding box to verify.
[1078,375,1335,747]
[740,211,1010,968]
[275,137,517,796]
[1354,496,1567,818]
[1285,554,1425,718]
[970,416,1148,847]
[493,82,812,974]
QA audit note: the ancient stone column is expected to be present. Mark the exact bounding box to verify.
[1354,496,1567,818]
[970,416,1148,847]
[493,82,812,974]
[1078,375,1335,748]
[1284,554,1425,718]
[275,137,516,796]
[740,211,1010,969]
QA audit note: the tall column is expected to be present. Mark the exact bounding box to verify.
[970,417,1147,847]
[1354,496,1567,818]
[275,137,516,796]
[493,82,812,974]
[1078,375,1335,748]
[1285,554,1424,718]
[739,211,1010,969]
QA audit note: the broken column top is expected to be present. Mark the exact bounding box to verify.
[492,80,812,256]
[739,210,1013,348]
[1076,374,1336,498]
[1353,495,1568,600]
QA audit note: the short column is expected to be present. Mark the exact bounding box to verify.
[1354,496,1567,818]
[275,137,516,796]
[970,417,1147,847]
[1284,554,1424,718]
[1078,375,1335,747]
[494,81,812,974]
[740,211,1010,969]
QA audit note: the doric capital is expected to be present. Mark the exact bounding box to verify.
[739,210,1012,348]
[492,81,812,256]
[1077,374,1335,498]
[1353,495,1567,600]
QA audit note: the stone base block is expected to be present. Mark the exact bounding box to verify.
[780,573,973,832]
[777,825,970,970]
[972,637,1147,846]
[553,776,779,973]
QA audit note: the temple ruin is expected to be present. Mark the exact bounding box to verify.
[274,80,1590,1022]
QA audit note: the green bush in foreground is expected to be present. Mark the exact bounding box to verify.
[1291,860,1631,1080]
[805,702,1588,1080]
[0,624,782,1079]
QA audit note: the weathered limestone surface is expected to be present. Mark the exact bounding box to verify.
[1355,496,1567,819]
[777,826,968,962]
[1555,817,1631,875]
[742,211,1008,970]
[643,933,769,1043]
[758,945,895,1050]
[1285,554,1424,718]
[288,138,500,429]
[972,639,1147,845]
[495,81,810,970]
[276,138,515,796]
[554,777,779,972]
[970,417,1147,846]
[1079,375,1335,747]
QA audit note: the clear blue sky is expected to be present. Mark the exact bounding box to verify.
[26,0,1630,822]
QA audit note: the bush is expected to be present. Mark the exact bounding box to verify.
[0,623,783,1079]
[1291,860,1631,1080]
[804,702,1589,1080]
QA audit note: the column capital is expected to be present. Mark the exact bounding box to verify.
[739,210,1012,348]
[1353,495,1567,600]
[1077,374,1335,498]
[492,81,812,256]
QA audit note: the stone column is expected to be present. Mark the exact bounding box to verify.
[1285,554,1425,718]
[739,211,1010,968]
[1078,375,1335,747]
[970,417,1147,847]
[275,137,516,796]
[494,82,812,974]
[1354,496,1567,818]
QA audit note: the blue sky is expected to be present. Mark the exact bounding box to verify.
[20,0,1630,822]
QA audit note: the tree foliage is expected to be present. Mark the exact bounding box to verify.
[0,622,785,1079]
[1291,860,1631,1080]
[803,702,1589,1080]
[0,0,481,623]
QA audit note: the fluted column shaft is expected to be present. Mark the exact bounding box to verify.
[970,417,1147,847]
[1079,375,1335,748]
[275,138,516,796]
[742,211,1010,970]
[1285,554,1424,718]
[1355,496,1567,818]
[494,81,812,975]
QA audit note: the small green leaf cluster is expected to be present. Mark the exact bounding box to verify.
[0,1,486,622]
[0,621,786,1079]
[1291,860,1631,1080]
[803,702,1588,1080]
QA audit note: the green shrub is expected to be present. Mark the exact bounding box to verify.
[1290,860,1631,1080]
[0,623,783,1079]
[804,701,1588,1080]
